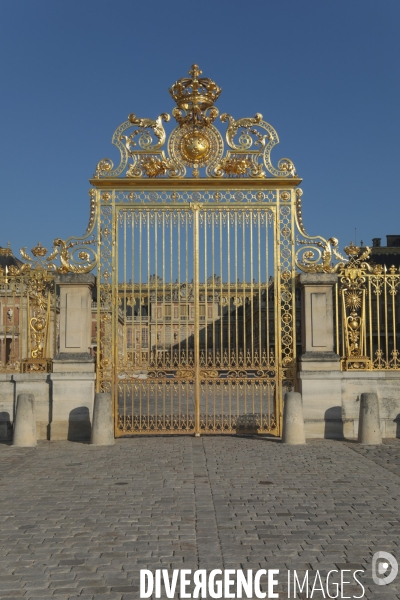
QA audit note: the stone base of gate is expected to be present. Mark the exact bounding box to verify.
[0,373,51,441]
[299,368,400,439]
[0,366,96,442]
[298,352,342,439]
[50,354,95,442]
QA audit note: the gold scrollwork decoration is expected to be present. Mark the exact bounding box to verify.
[54,239,97,274]
[256,370,276,378]
[219,112,296,178]
[130,156,175,179]
[338,243,377,371]
[221,113,267,150]
[95,158,114,178]
[296,236,343,273]
[216,156,252,177]
[227,370,248,378]
[176,369,195,379]
[20,238,97,274]
[126,113,170,150]
[15,270,55,373]
[200,370,219,379]
[91,65,299,180]
[147,371,167,379]
[295,189,348,273]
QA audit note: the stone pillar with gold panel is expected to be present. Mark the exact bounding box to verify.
[50,273,96,441]
[298,273,343,438]
[20,295,28,360]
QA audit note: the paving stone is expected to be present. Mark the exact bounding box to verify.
[1,438,400,598]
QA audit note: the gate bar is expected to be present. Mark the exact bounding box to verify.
[193,204,201,435]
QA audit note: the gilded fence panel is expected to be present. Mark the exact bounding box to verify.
[0,264,57,373]
[333,245,400,370]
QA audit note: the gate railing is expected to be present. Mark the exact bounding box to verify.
[334,244,400,370]
[0,238,97,374]
[0,266,57,373]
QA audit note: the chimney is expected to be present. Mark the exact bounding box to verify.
[386,235,400,247]
[372,238,381,248]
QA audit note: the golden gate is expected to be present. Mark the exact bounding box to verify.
[91,65,303,436]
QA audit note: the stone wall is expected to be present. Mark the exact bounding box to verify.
[3,369,398,441]
[0,370,95,442]
[298,368,400,439]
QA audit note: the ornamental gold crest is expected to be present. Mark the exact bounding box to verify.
[94,63,297,179]
[169,123,223,174]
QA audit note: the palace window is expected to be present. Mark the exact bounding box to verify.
[141,328,148,348]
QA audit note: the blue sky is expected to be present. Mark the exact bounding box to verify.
[0,0,399,259]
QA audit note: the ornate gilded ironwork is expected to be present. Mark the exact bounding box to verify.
[284,184,399,372]
[337,244,372,370]
[0,266,57,373]
[93,64,298,181]
[89,65,311,436]
[94,189,297,436]
[169,123,224,177]
[169,64,221,126]
[19,238,96,274]
[295,189,345,274]
[21,270,55,372]
[333,243,400,370]
[12,185,99,278]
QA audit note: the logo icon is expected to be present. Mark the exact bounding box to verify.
[372,551,398,586]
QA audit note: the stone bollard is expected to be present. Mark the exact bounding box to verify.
[282,391,306,444]
[358,392,382,444]
[13,393,37,447]
[90,392,114,445]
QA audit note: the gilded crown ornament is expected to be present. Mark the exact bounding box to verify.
[31,242,48,257]
[168,65,223,176]
[93,64,299,180]
[169,64,221,122]
[344,242,362,257]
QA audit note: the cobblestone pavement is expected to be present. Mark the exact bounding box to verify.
[1,437,400,600]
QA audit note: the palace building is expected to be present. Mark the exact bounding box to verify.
[370,235,400,268]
